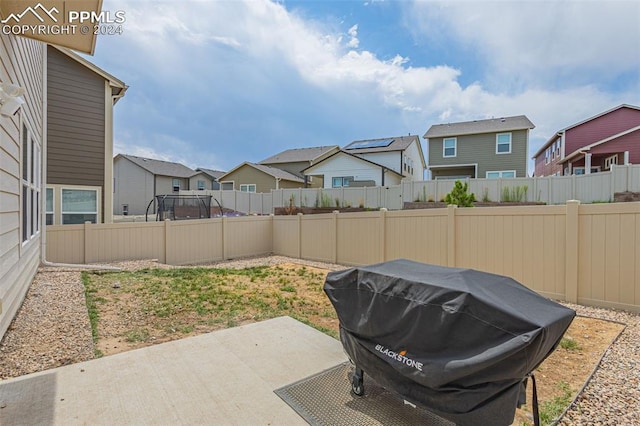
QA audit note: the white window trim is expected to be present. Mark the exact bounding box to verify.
[45,187,54,226]
[197,180,206,190]
[604,154,618,170]
[20,120,41,246]
[220,180,234,190]
[573,166,601,175]
[485,170,516,178]
[239,184,256,193]
[496,133,512,155]
[58,185,102,225]
[443,137,457,158]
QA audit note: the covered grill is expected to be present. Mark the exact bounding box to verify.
[324,259,575,425]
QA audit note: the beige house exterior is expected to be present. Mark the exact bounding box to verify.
[217,162,304,193]
[0,33,44,340]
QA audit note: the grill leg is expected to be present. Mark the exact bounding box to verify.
[351,367,364,396]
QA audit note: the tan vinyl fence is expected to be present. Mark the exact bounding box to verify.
[47,201,640,312]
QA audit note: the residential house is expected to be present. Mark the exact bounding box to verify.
[258,145,339,188]
[424,116,535,179]
[533,104,640,177]
[302,150,404,188]
[302,136,426,188]
[0,35,44,340]
[192,168,225,190]
[45,45,127,225]
[113,154,196,215]
[216,162,305,193]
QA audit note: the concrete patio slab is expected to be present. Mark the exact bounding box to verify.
[0,316,347,425]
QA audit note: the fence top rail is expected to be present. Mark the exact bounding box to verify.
[454,204,567,216]
[579,202,640,215]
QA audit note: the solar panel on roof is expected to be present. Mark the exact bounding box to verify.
[347,139,394,149]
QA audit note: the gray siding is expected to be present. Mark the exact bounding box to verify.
[113,158,156,215]
[428,129,529,177]
[47,46,105,187]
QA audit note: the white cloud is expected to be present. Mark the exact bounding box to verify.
[98,0,638,173]
[406,0,640,87]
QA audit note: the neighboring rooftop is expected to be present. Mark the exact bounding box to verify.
[219,162,305,183]
[343,135,419,154]
[424,115,535,139]
[117,154,195,178]
[196,168,226,179]
[259,146,339,164]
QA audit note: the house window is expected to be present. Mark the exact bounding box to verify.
[240,184,256,193]
[45,188,54,225]
[197,180,205,190]
[122,205,129,216]
[220,181,234,191]
[62,189,98,224]
[486,170,516,178]
[443,138,456,157]
[21,123,41,243]
[172,178,181,192]
[496,133,512,154]
[545,147,550,165]
[551,142,556,160]
[604,155,618,170]
[332,176,352,188]
[573,167,601,175]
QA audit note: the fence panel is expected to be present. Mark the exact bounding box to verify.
[335,212,383,265]
[46,225,85,263]
[273,216,300,258]
[300,214,336,263]
[87,222,165,264]
[166,219,223,265]
[575,173,612,203]
[223,216,272,259]
[385,209,448,265]
[454,206,567,300]
[578,203,640,311]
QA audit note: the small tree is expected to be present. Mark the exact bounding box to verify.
[444,181,476,207]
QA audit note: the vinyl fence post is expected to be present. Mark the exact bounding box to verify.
[379,208,387,262]
[84,221,91,264]
[447,204,457,267]
[297,213,303,259]
[164,219,170,265]
[332,211,339,264]
[565,200,580,303]
[222,216,228,260]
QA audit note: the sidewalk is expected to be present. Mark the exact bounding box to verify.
[0,317,347,425]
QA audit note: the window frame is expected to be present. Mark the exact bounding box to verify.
[239,184,256,193]
[197,180,206,190]
[331,176,353,188]
[496,133,512,154]
[61,187,99,225]
[21,121,41,245]
[604,154,618,170]
[45,187,54,225]
[486,170,516,179]
[443,137,457,158]
[172,178,181,192]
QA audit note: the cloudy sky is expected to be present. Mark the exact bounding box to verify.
[88,0,640,175]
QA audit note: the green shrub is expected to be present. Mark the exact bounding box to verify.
[444,181,476,207]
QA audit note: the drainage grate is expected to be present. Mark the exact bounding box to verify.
[274,363,454,426]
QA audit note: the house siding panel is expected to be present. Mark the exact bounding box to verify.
[46,45,105,188]
[564,108,640,156]
[113,157,156,215]
[222,166,294,193]
[429,130,528,177]
[352,151,401,175]
[589,129,640,163]
[0,34,44,340]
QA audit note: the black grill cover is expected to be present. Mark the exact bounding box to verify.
[324,259,575,426]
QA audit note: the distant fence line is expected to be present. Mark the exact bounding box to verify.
[182,165,640,215]
[47,201,640,313]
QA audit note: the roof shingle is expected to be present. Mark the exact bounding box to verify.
[424,115,535,139]
[118,154,195,178]
[259,146,339,164]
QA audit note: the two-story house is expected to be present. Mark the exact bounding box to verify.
[113,154,197,215]
[302,135,426,188]
[424,116,535,179]
[533,104,640,177]
[191,168,226,190]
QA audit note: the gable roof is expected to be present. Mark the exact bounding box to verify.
[196,168,226,180]
[302,150,403,179]
[259,145,339,164]
[532,104,640,158]
[343,135,426,168]
[563,124,640,162]
[117,154,195,178]
[424,115,535,139]
[218,162,304,183]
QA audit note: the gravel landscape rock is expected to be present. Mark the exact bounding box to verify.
[1,256,638,425]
